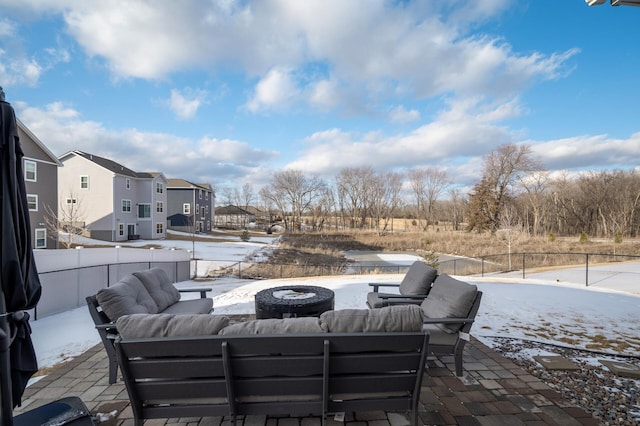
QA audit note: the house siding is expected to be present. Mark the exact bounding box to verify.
[18,123,60,249]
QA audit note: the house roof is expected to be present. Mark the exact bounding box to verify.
[167,178,213,193]
[17,119,62,166]
[215,205,261,215]
[60,150,160,179]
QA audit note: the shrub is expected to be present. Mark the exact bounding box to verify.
[579,231,588,244]
[548,230,556,243]
[241,229,251,242]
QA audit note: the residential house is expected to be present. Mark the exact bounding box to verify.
[166,179,215,233]
[18,119,62,249]
[57,151,168,241]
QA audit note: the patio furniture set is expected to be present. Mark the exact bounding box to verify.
[86,262,483,426]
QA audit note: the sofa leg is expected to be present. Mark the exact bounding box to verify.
[454,343,465,377]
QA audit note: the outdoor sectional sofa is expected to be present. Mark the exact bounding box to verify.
[114,305,429,426]
[86,267,213,384]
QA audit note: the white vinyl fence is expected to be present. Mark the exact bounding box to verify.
[32,247,191,319]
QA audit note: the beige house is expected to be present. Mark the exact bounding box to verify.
[57,151,167,241]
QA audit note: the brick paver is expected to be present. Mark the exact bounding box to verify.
[13,338,600,425]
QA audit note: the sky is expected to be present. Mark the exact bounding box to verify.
[1,0,640,192]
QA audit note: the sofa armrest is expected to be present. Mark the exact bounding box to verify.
[368,282,400,292]
[95,322,119,339]
[422,317,474,325]
[378,294,427,300]
[178,287,212,299]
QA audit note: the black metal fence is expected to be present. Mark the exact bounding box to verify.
[205,252,640,287]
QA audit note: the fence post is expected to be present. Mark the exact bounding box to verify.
[481,257,484,277]
[585,253,589,287]
[522,253,526,279]
[238,262,242,279]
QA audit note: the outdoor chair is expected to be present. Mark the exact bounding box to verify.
[366,261,437,308]
[419,274,483,376]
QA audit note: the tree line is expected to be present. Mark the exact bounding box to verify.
[219,143,640,239]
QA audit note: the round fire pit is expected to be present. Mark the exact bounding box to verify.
[254,285,335,319]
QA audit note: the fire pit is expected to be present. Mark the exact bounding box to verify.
[254,285,335,319]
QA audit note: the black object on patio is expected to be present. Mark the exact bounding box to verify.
[0,88,95,425]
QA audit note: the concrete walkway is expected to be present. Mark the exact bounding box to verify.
[14,336,599,426]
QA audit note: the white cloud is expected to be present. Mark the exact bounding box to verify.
[3,1,577,116]
[389,105,420,124]
[246,67,299,112]
[14,102,279,184]
[167,88,209,120]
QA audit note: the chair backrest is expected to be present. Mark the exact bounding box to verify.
[399,262,437,296]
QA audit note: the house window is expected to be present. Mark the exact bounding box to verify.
[205,192,209,200]
[156,201,163,213]
[201,206,205,219]
[27,194,38,211]
[80,175,89,189]
[199,190,202,199]
[137,203,151,219]
[66,198,77,205]
[118,223,124,236]
[183,203,191,214]
[35,228,46,249]
[126,178,131,189]
[25,161,37,182]
[207,220,211,231]
[122,199,131,212]
[156,223,164,234]
[156,182,163,193]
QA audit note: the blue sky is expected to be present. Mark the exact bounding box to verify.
[1,0,639,193]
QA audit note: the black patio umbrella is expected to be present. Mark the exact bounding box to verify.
[0,87,43,423]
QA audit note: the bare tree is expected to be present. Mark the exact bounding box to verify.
[369,171,404,234]
[261,170,326,231]
[335,167,377,229]
[44,190,87,248]
[467,144,541,233]
[408,167,450,230]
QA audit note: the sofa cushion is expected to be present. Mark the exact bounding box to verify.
[133,268,180,312]
[161,298,213,315]
[218,317,324,335]
[319,305,424,333]
[116,313,229,338]
[399,262,437,296]
[420,274,477,334]
[96,275,158,321]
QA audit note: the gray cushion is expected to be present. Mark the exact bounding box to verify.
[161,298,213,315]
[399,262,437,296]
[319,305,424,333]
[116,313,229,338]
[218,317,324,335]
[133,268,180,311]
[96,275,158,321]
[420,274,477,334]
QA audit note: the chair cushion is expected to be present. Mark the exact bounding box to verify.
[218,317,324,335]
[116,313,229,338]
[96,275,158,321]
[420,274,477,334]
[399,262,437,296]
[160,298,213,315]
[133,268,180,312]
[319,305,424,333]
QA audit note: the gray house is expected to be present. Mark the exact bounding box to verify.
[18,119,62,249]
[57,151,168,241]
[166,179,215,233]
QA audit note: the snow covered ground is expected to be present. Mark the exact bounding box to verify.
[29,232,640,380]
